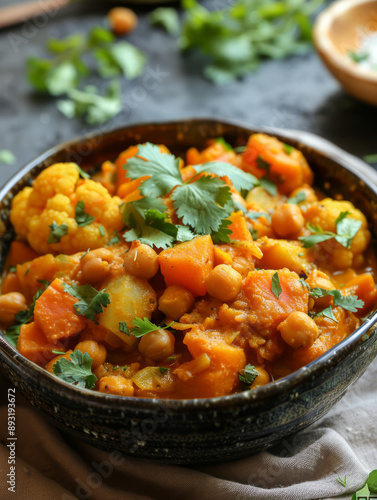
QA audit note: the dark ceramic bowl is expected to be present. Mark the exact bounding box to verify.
[0,119,377,465]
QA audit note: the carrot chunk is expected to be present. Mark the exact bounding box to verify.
[18,322,59,366]
[34,278,86,344]
[158,235,214,297]
[228,211,252,241]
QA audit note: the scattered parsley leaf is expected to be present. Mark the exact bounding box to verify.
[8,266,17,273]
[271,272,282,299]
[234,145,247,153]
[99,226,105,237]
[238,364,259,387]
[94,42,146,79]
[52,350,66,355]
[129,318,173,338]
[24,269,29,276]
[193,161,259,192]
[211,218,233,244]
[61,283,110,321]
[148,7,180,35]
[299,278,310,290]
[287,191,306,204]
[119,322,129,335]
[256,156,271,172]
[53,350,97,389]
[215,137,233,151]
[57,81,122,125]
[75,201,95,227]
[37,279,50,290]
[283,143,294,155]
[0,150,15,165]
[349,50,368,63]
[159,367,169,374]
[260,176,277,196]
[309,287,364,313]
[48,221,69,244]
[108,231,120,245]
[363,154,377,164]
[245,210,270,221]
[314,306,338,322]
[336,475,347,487]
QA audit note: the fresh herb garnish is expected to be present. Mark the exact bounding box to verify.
[80,249,90,260]
[215,137,233,151]
[24,269,29,277]
[351,470,377,499]
[51,350,66,355]
[0,150,15,165]
[148,7,180,35]
[108,231,121,245]
[336,475,347,487]
[314,306,338,323]
[309,288,364,313]
[119,321,129,335]
[271,272,282,299]
[57,81,122,126]
[75,163,90,179]
[245,210,270,221]
[75,201,95,227]
[9,266,17,273]
[287,191,306,204]
[260,176,277,196]
[61,283,110,321]
[127,317,174,338]
[364,154,377,164]
[238,364,259,387]
[53,350,97,389]
[99,225,105,237]
[159,367,169,374]
[180,0,322,84]
[299,211,362,249]
[48,221,69,244]
[249,228,258,241]
[283,143,294,155]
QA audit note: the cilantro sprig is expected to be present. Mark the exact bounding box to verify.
[123,143,259,239]
[53,350,97,389]
[309,288,364,313]
[119,318,174,338]
[271,272,282,300]
[299,211,362,249]
[238,364,259,388]
[61,283,110,321]
[351,470,377,499]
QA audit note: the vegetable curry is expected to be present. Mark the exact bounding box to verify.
[1,133,376,399]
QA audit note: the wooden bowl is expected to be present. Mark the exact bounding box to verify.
[314,0,377,105]
[0,119,376,464]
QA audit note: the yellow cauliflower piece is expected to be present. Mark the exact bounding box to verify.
[305,198,370,269]
[10,163,123,255]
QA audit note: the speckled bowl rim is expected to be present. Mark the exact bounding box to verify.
[1,118,377,412]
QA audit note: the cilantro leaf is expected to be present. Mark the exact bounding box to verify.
[260,176,277,196]
[0,150,15,165]
[74,163,90,179]
[53,350,97,389]
[309,287,364,313]
[108,231,121,245]
[129,318,173,338]
[148,7,180,35]
[211,218,233,243]
[256,156,271,172]
[314,306,338,322]
[119,322,129,335]
[75,201,95,227]
[159,367,169,374]
[145,209,178,239]
[238,364,259,387]
[283,143,294,155]
[125,143,183,197]
[215,137,232,151]
[271,272,282,299]
[249,228,258,241]
[94,42,146,80]
[193,161,259,192]
[173,175,232,234]
[299,212,362,249]
[48,221,69,244]
[245,210,270,221]
[287,191,306,204]
[57,81,122,125]
[61,283,110,321]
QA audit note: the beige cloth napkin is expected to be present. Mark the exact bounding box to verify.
[1,358,376,500]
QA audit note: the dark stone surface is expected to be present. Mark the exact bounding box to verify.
[0,0,377,189]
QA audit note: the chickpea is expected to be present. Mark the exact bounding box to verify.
[81,248,113,283]
[289,184,318,204]
[271,203,305,237]
[138,329,175,361]
[278,311,319,349]
[250,367,270,389]
[99,376,134,396]
[108,7,138,36]
[0,292,27,327]
[158,285,195,319]
[123,241,159,280]
[306,270,335,309]
[205,264,242,302]
[74,340,107,369]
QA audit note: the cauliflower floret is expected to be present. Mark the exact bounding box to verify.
[305,198,370,269]
[10,163,123,255]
